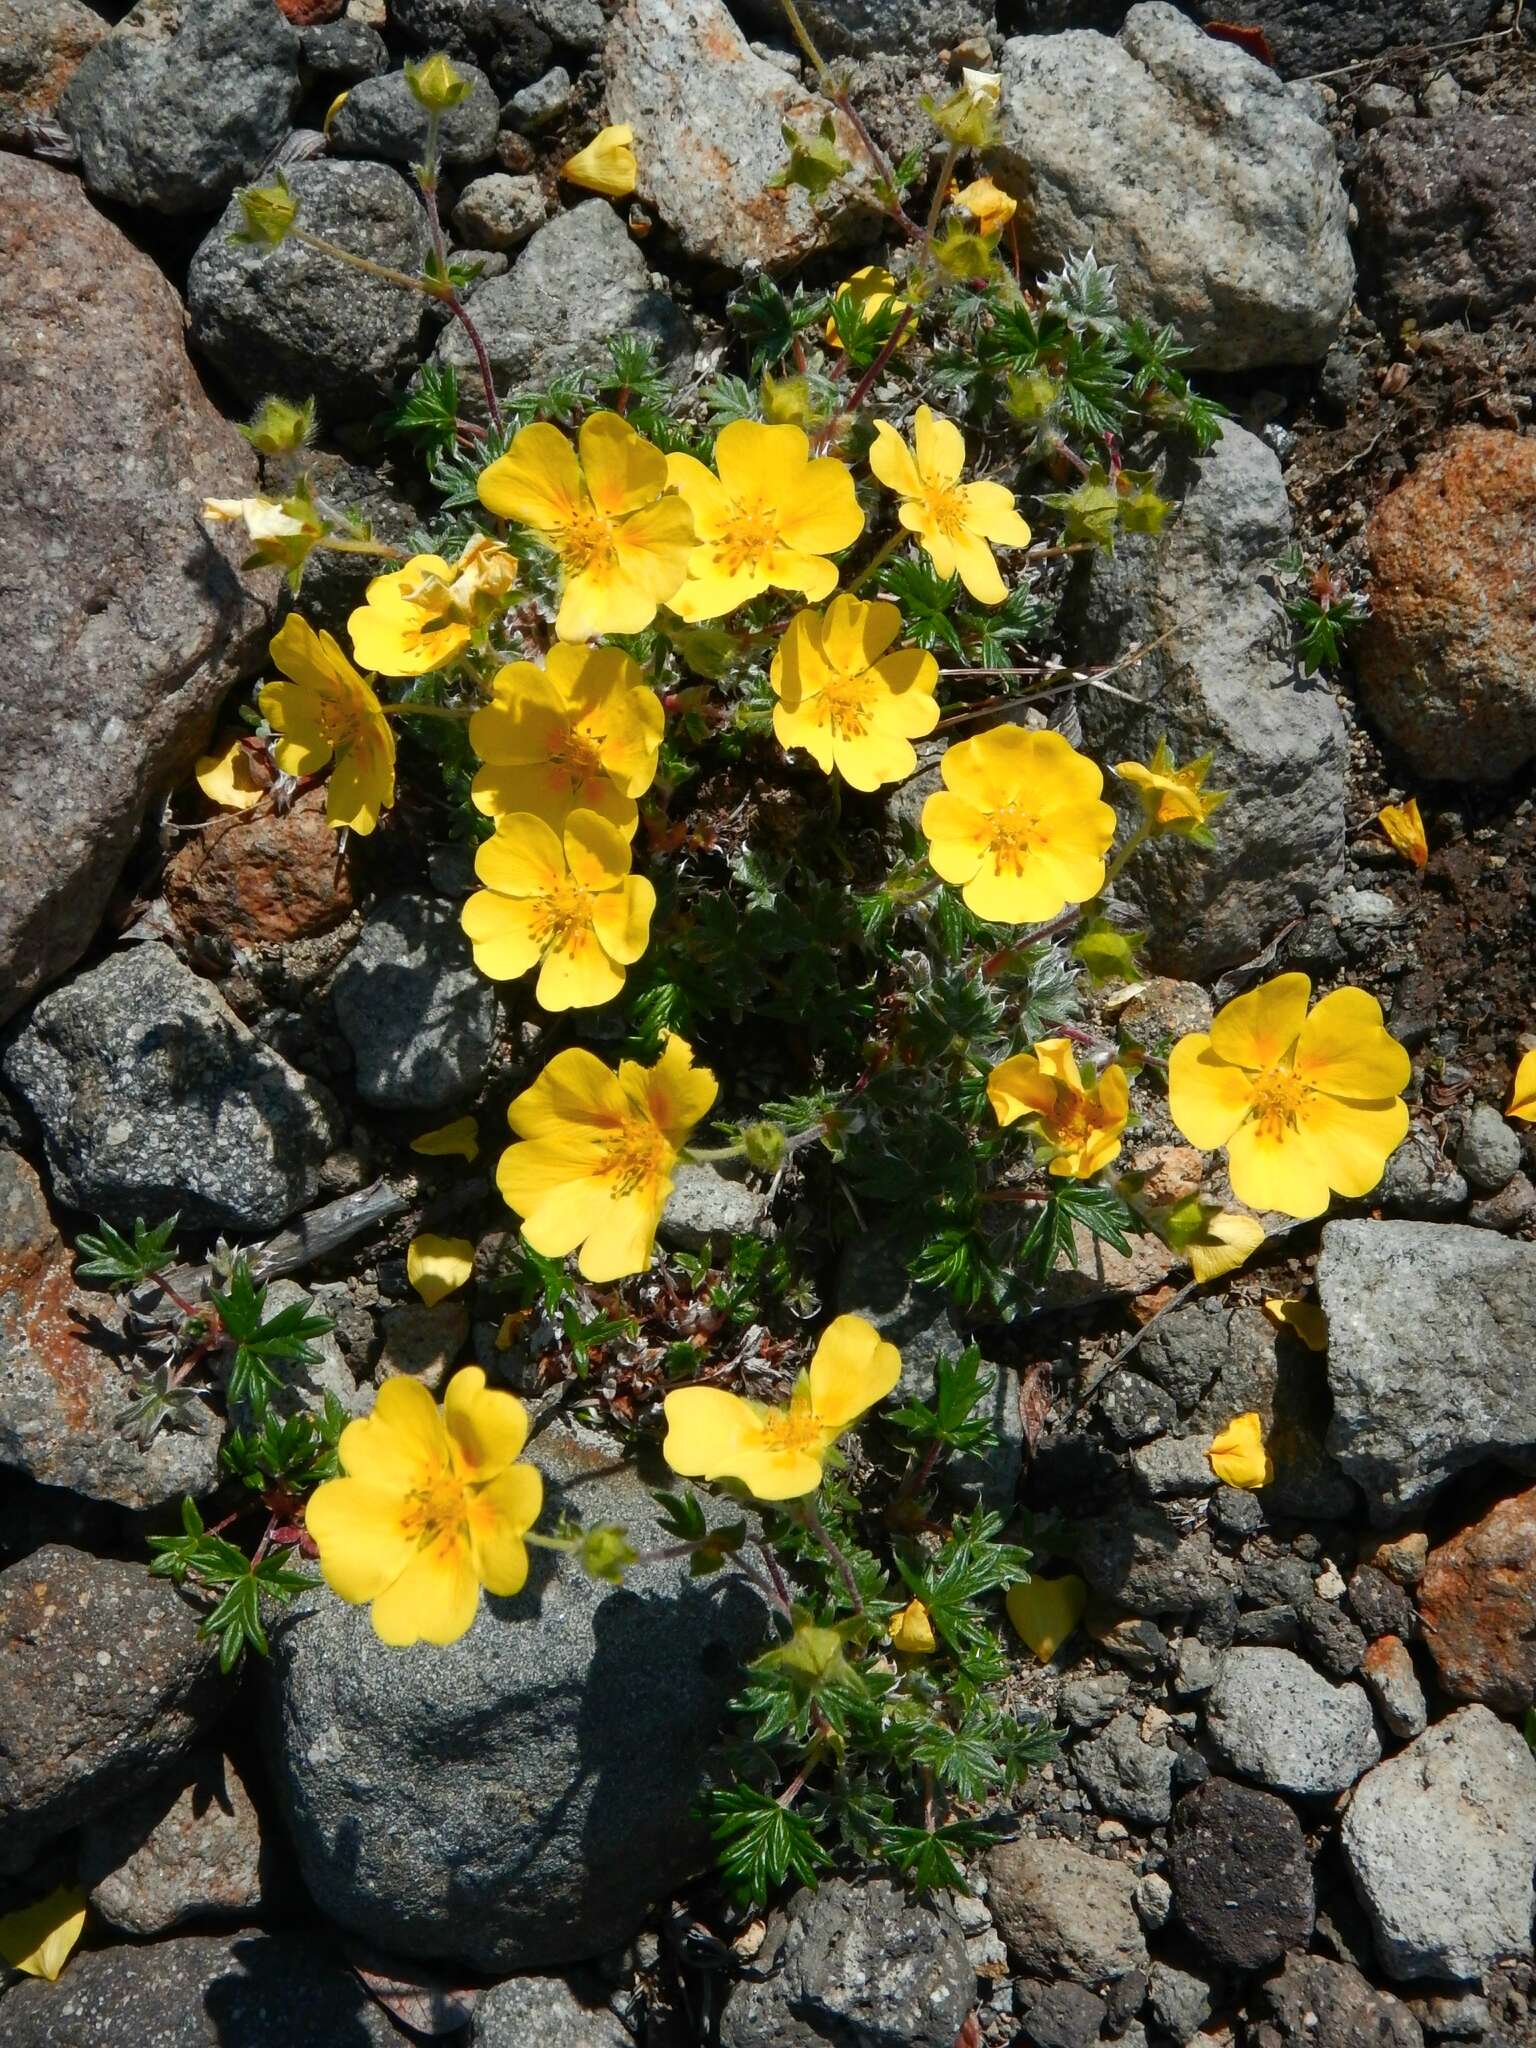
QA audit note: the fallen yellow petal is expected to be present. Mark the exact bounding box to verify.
[407,1233,476,1308]
[1509,1048,1536,1124]
[194,735,264,812]
[1378,796,1428,870]
[0,1886,87,1981]
[1006,1574,1087,1663]
[409,1116,480,1163]
[561,124,637,197]
[1208,1411,1273,1490]
[1263,1295,1328,1352]
[889,1597,937,1655]
[1185,1209,1266,1284]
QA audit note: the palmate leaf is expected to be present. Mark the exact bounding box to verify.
[210,1260,333,1408]
[1019,1182,1136,1283]
[886,1347,998,1457]
[76,1215,179,1289]
[707,1785,831,1903]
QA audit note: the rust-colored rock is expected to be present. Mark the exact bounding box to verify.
[1357,427,1536,782]
[0,0,107,147]
[275,0,343,19]
[1417,1485,1536,1714]
[165,784,355,944]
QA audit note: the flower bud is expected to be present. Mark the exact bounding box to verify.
[232,172,297,249]
[239,395,317,457]
[404,51,472,113]
[581,1525,638,1584]
[741,1120,788,1173]
[925,68,1001,148]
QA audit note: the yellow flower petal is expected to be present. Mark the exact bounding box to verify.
[1184,1209,1265,1283]
[409,1116,480,1163]
[194,734,264,811]
[304,1476,418,1604]
[1262,1296,1329,1352]
[1378,796,1428,869]
[1208,1412,1273,1490]
[444,1365,530,1478]
[889,1597,937,1655]
[466,1462,543,1595]
[1167,1034,1256,1150]
[1208,971,1311,1073]
[561,123,637,196]
[0,1886,87,1982]
[662,1386,769,1478]
[1005,1575,1087,1664]
[1292,986,1411,1103]
[407,1233,476,1308]
[1509,1048,1536,1123]
[807,1313,902,1432]
[369,1538,480,1648]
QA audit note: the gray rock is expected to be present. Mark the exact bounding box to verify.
[3,942,338,1234]
[985,1836,1148,1986]
[259,1277,364,1417]
[451,171,550,250]
[329,60,500,167]
[1342,1706,1536,1983]
[1469,1172,1536,1233]
[605,0,881,273]
[1318,1220,1536,1521]
[1410,1989,1489,2040]
[377,1301,470,1390]
[1018,1978,1109,2048]
[1188,0,1494,79]
[0,154,272,1027]
[331,893,497,1112]
[0,1545,224,1872]
[1061,1670,1131,1730]
[1098,1370,1177,1447]
[1131,1434,1218,1499]
[1356,113,1536,329]
[1418,68,1462,117]
[1133,1871,1172,1930]
[1068,424,1347,978]
[1073,1710,1177,1825]
[528,0,606,49]
[60,0,300,216]
[1148,1961,1214,2043]
[0,1148,220,1512]
[78,1751,269,1936]
[1253,1952,1426,2048]
[296,18,389,82]
[188,159,434,419]
[992,4,1352,370]
[1378,1124,1469,1220]
[266,1424,767,1969]
[1206,1647,1380,1798]
[733,0,992,56]
[0,1931,407,2046]
[1456,1102,1522,1194]
[1357,80,1415,129]
[390,0,558,90]
[472,1972,630,2047]
[1173,1638,1220,1696]
[433,199,694,419]
[1169,1776,1314,1971]
[0,0,108,148]
[720,1878,972,2048]
[1075,1500,1232,1617]
[1360,1635,1427,1741]
[506,63,571,129]
[658,1162,769,1253]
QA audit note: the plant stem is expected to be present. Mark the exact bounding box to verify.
[290,227,437,297]
[1102,822,1149,888]
[797,1497,864,1616]
[417,113,505,431]
[848,528,907,594]
[317,536,412,562]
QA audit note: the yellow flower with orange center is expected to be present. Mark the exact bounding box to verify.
[469,642,663,837]
[304,1367,543,1648]
[987,1037,1130,1179]
[769,593,939,791]
[1116,739,1227,838]
[496,1034,718,1283]
[477,411,694,642]
[664,421,864,622]
[870,405,1032,606]
[1168,972,1411,1221]
[461,809,655,1009]
[921,726,1116,923]
[662,1314,900,1500]
[348,534,519,677]
[258,615,396,835]
[951,176,1017,237]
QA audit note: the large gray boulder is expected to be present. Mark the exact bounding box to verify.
[265,1425,767,1969]
[188,159,434,419]
[992,3,1352,369]
[1318,1220,1536,1522]
[1070,423,1347,976]
[2,942,339,1236]
[730,0,992,56]
[1342,1705,1536,1983]
[0,153,271,1026]
[60,0,301,216]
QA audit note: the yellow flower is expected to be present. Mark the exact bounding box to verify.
[477,411,694,642]
[1116,739,1227,838]
[561,123,638,197]
[921,725,1116,923]
[987,1037,1130,1179]
[348,535,519,677]
[1181,1207,1265,1284]
[0,1886,87,1982]
[1378,796,1428,870]
[1207,1412,1273,1490]
[1005,1574,1087,1663]
[461,810,655,1009]
[870,406,1031,606]
[761,372,817,427]
[1263,1295,1329,1352]
[951,176,1017,237]
[194,734,264,811]
[1168,973,1411,1221]
[826,265,914,350]
[306,1368,542,1647]
[889,1597,937,1655]
[769,594,939,791]
[1509,1049,1536,1123]
[407,1233,476,1307]
[664,421,864,623]
[258,615,396,835]
[661,1313,900,1500]
[203,493,308,542]
[496,1034,717,1282]
[410,1116,480,1162]
[468,642,663,835]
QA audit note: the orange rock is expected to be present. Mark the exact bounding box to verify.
[1358,427,1536,782]
[165,785,354,945]
[1417,1484,1536,1714]
[274,0,344,20]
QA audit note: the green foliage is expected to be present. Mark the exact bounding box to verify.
[886,1347,998,1460]
[1276,546,1369,674]
[76,1215,180,1290]
[727,275,830,376]
[1019,1182,1136,1283]
[149,1498,315,1674]
[209,1261,333,1409]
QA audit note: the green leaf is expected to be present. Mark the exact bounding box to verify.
[707,1785,832,1903]
[76,1215,180,1290]
[1020,1183,1135,1282]
[767,114,852,198]
[886,1346,998,1458]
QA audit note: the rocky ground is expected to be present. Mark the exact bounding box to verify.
[2,0,1536,2043]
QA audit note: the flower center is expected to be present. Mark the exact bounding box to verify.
[985,798,1043,873]
[755,1404,825,1456]
[1249,1066,1309,1138]
[531,880,595,952]
[820,669,877,740]
[403,1468,467,1553]
[716,502,781,576]
[549,724,604,793]
[922,482,970,542]
[598,1115,672,1195]
[559,504,620,578]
